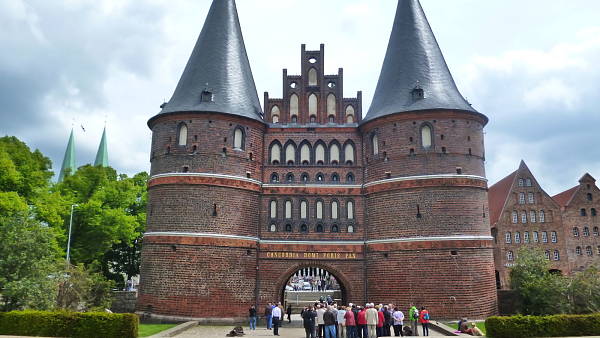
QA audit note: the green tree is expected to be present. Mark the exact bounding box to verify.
[0,213,61,311]
[568,265,600,314]
[510,248,571,315]
[56,264,115,311]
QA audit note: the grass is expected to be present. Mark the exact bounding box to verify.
[446,321,487,335]
[138,323,178,337]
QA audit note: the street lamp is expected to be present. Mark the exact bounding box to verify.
[66,204,78,265]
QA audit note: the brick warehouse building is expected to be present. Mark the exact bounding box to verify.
[138,0,498,320]
[489,161,600,289]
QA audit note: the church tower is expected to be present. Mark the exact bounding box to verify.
[138,0,265,319]
[360,0,497,317]
[94,127,109,167]
[58,129,76,182]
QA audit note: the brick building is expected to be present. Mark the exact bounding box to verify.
[138,0,498,320]
[489,162,600,289]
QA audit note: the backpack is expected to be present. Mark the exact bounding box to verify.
[423,312,429,320]
[411,310,419,320]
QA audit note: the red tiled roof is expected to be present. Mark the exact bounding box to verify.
[553,185,579,207]
[488,170,517,226]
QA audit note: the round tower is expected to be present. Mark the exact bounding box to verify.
[138,0,264,320]
[360,0,497,318]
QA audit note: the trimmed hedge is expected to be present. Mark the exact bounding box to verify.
[486,313,600,338]
[0,310,138,338]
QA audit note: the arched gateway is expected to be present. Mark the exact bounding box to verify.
[137,0,498,322]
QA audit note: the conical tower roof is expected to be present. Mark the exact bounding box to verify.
[94,127,108,167]
[363,0,482,124]
[58,129,76,182]
[150,0,263,125]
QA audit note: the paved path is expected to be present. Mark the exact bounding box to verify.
[174,326,451,337]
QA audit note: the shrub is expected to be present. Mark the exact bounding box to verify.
[0,310,138,338]
[486,313,600,338]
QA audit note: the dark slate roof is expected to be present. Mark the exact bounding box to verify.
[362,0,482,125]
[149,0,263,125]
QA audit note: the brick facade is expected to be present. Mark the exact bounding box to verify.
[489,162,600,289]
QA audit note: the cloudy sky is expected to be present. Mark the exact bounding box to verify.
[1,0,599,195]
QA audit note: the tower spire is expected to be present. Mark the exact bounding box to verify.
[151,0,263,124]
[363,0,480,124]
[58,129,76,182]
[94,127,108,167]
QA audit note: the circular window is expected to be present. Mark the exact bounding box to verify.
[290,82,298,89]
[309,57,317,64]
[328,81,336,88]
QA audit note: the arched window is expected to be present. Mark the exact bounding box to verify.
[285,143,295,165]
[327,94,336,118]
[519,193,525,204]
[521,211,527,223]
[576,246,582,255]
[270,173,279,183]
[505,232,512,243]
[178,123,188,146]
[542,231,548,243]
[309,94,318,117]
[331,225,339,233]
[528,192,535,204]
[592,208,597,216]
[554,250,560,261]
[583,226,590,236]
[551,231,557,243]
[310,115,317,123]
[316,224,324,233]
[347,201,354,220]
[594,226,599,236]
[507,251,514,261]
[539,210,546,223]
[346,173,355,183]
[331,201,338,219]
[544,250,550,260]
[316,201,323,219]
[271,106,280,124]
[345,105,355,123]
[372,134,379,155]
[285,224,292,232]
[286,173,294,183]
[344,143,355,165]
[581,208,587,216]
[330,144,340,164]
[270,143,281,164]
[530,210,536,223]
[533,231,539,242]
[316,173,324,182]
[301,224,308,233]
[270,200,277,218]
[525,178,532,187]
[285,200,292,219]
[518,178,524,187]
[421,124,432,148]
[587,193,593,201]
[290,94,299,120]
[328,115,335,123]
[514,232,521,243]
[233,128,244,150]
[308,68,317,86]
[524,231,530,243]
[331,173,339,182]
[300,201,308,219]
[315,144,325,164]
[348,225,354,233]
[300,143,310,164]
[301,173,309,183]
[573,227,579,237]
[270,224,277,232]
[511,211,518,223]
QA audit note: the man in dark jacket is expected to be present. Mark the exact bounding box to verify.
[383,305,392,336]
[302,306,317,338]
[323,306,337,338]
[265,303,273,330]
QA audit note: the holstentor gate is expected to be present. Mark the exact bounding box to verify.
[138,0,498,321]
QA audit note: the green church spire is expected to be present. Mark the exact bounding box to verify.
[94,127,109,167]
[58,129,76,182]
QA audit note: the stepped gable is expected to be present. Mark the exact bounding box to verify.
[150,0,263,125]
[363,0,479,124]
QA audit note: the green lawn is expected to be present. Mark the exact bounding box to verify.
[139,323,178,337]
[446,321,487,335]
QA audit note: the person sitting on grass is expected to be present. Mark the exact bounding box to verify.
[467,323,484,336]
[458,318,469,333]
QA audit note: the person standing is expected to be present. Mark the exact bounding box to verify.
[302,306,317,338]
[344,305,357,338]
[392,307,404,337]
[408,305,419,336]
[383,305,392,337]
[323,306,337,338]
[357,306,367,338]
[317,304,326,338]
[265,303,273,330]
[249,305,257,331]
[366,304,378,338]
[419,307,430,336]
[272,303,282,336]
[287,304,293,323]
[376,306,384,337]
[337,305,346,338]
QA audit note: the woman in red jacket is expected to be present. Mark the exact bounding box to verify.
[357,307,367,338]
[376,306,385,337]
[419,306,430,336]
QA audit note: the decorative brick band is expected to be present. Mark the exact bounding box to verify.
[262,184,362,196]
[148,173,262,192]
[364,174,487,195]
[144,232,258,249]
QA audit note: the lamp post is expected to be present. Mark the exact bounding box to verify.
[66,204,78,265]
